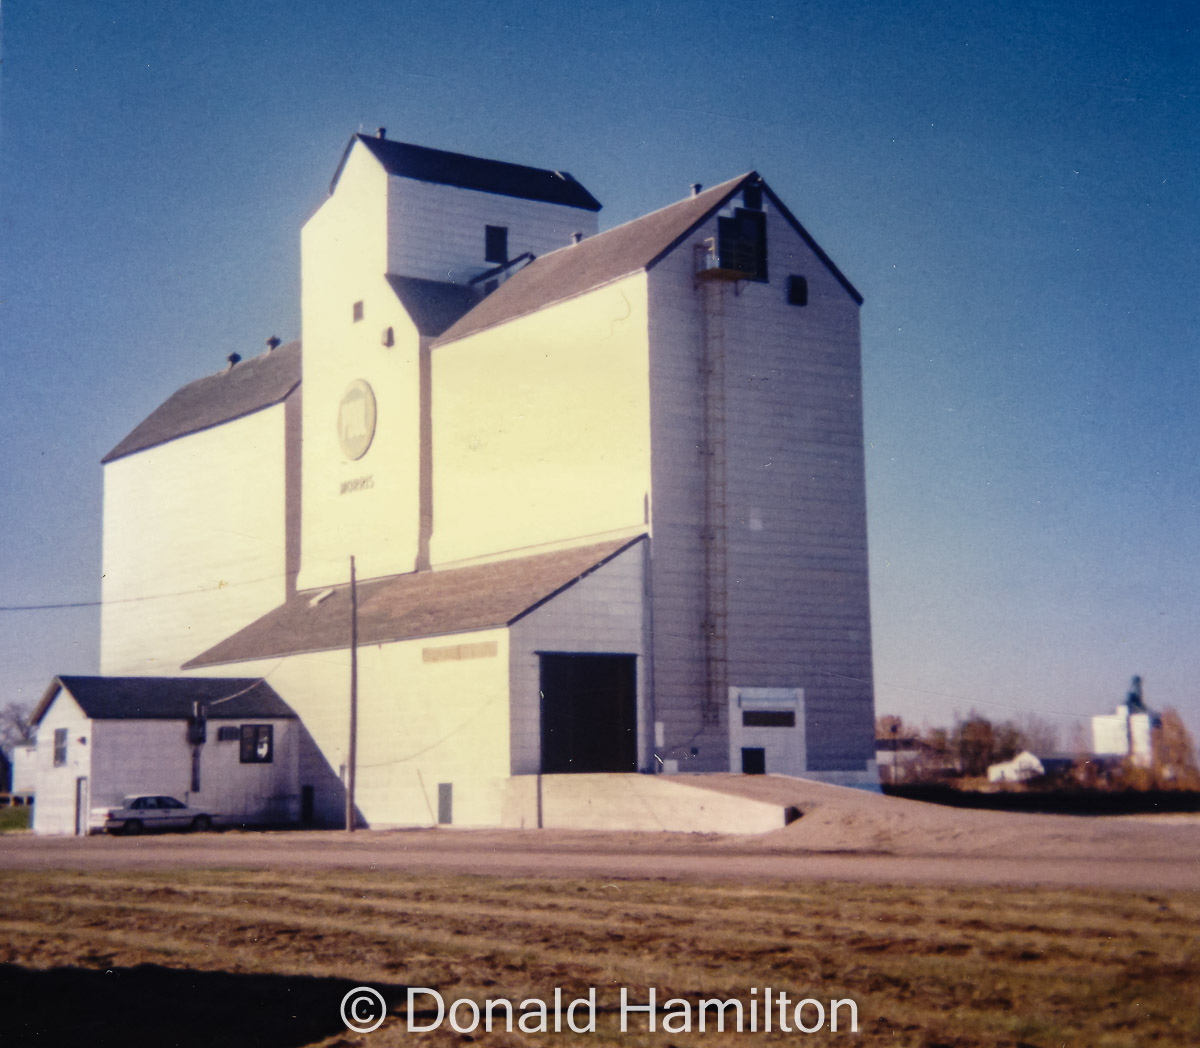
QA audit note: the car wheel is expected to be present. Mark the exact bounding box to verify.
[191,815,212,833]
[123,820,143,836]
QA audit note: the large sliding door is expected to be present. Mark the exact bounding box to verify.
[539,653,637,773]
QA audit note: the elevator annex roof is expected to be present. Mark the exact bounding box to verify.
[102,341,301,463]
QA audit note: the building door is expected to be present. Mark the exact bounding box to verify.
[741,748,766,775]
[540,654,637,773]
[729,687,806,776]
[74,777,89,836]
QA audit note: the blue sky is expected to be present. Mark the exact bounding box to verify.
[2,0,1198,744]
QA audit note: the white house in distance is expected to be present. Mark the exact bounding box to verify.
[53,129,878,832]
[987,750,1076,784]
[1092,676,1162,768]
[31,676,300,835]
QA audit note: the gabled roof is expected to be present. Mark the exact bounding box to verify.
[334,134,602,211]
[435,175,750,345]
[33,676,295,725]
[185,535,645,668]
[434,173,862,347]
[102,341,300,463]
[385,275,481,338]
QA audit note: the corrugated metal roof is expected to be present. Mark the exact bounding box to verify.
[33,676,295,724]
[385,275,481,337]
[102,341,300,463]
[336,134,602,211]
[185,536,645,668]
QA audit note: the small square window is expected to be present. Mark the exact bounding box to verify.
[240,724,274,764]
[53,728,68,767]
[352,300,364,322]
[787,275,808,306]
[485,225,508,264]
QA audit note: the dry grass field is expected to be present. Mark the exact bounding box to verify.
[2,866,1198,1048]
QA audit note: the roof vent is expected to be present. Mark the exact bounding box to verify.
[691,183,703,197]
[266,336,281,351]
[376,127,387,139]
[308,588,335,608]
[226,353,241,369]
[570,231,584,245]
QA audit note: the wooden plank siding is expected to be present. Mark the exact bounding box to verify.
[387,176,598,286]
[647,198,875,773]
[508,541,649,775]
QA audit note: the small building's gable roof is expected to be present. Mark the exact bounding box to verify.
[102,341,301,463]
[333,134,602,212]
[434,173,862,347]
[385,275,481,338]
[185,535,645,668]
[33,676,295,725]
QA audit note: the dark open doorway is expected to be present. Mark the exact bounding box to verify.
[539,653,637,773]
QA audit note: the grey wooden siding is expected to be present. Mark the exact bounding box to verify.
[647,202,875,772]
[508,541,649,775]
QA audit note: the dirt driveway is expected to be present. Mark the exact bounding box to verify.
[3,817,1199,890]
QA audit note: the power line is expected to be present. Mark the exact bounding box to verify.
[0,569,287,613]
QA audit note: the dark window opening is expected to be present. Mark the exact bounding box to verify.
[743,183,763,210]
[240,724,274,764]
[743,710,795,728]
[742,747,766,775]
[53,728,68,767]
[485,225,508,264]
[717,208,767,281]
[787,275,808,306]
[352,300,364,322]
[540,653,637,773]
[217,725,240,742]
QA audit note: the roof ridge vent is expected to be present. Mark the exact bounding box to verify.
[570,231,584,245]
[690,183,703,197]
[266,336,281,351]
[376,127,387,139]
[226,353,241,370]
[308,588,335,608]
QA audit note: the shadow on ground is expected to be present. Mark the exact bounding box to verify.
[0,963,408,1047]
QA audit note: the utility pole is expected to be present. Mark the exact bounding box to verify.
[346,555,358,832]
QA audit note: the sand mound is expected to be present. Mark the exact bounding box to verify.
[676,774,1200,860]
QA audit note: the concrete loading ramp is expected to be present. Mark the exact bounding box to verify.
[502,773,812,834]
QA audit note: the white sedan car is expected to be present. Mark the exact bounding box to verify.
[98,795,218,835]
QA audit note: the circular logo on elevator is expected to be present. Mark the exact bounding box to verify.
[337,379,377,461]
